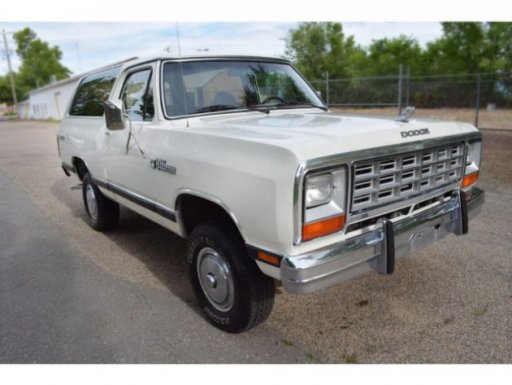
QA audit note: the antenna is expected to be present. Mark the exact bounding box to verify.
[75,42,82,73]
[175,22,182,56]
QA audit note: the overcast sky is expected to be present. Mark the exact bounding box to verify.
[1,0,508,79]
[0,22,444,76]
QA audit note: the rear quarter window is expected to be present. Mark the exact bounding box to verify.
[69,66,120,117]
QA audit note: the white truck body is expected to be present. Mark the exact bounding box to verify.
[57,55,484,332]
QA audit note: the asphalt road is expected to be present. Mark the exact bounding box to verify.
[0,121,510,363]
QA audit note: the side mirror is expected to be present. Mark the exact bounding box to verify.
[104,100,125,130]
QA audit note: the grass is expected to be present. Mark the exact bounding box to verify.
[472,307,488,317]
[342,353,359,364]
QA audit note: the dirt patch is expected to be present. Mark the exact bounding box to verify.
[480,130,512,188]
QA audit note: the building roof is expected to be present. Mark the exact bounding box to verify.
[28,73,82,95]
[28,56,138,95]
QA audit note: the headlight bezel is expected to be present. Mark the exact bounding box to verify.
[301,166,348,241]
[462,139,482,190]
[465,139,482,176]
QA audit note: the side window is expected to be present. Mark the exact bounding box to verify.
[69,66,120,117]
[121,69,154,122]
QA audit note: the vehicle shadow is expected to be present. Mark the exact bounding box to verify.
[112,207,195,304]
[50,178,201,314]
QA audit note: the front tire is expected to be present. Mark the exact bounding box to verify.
[188,222,275,333]
[82,172,119,231]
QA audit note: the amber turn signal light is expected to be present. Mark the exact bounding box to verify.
[256,251,281,267]
[461,171,479,188]
[302,215,345,241]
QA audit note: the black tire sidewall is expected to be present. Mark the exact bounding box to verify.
[188,228,254,333]
[81,172,119,231]
[82,173,100,229]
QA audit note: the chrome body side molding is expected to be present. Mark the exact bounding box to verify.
[93,178,177,222]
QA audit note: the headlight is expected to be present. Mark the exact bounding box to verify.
[302,168,347,241]
[461,140,482,189]
[305,174,332,208]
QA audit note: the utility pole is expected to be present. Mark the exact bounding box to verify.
[2,30,18,108]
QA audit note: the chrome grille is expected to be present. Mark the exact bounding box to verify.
[351,143,465,212]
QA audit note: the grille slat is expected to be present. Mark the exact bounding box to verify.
[351,143,464,212]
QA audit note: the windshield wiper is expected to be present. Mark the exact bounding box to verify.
[194,104,243,114]
[194,102,326,115]
[246,105,271,114]
[274,101,328,111]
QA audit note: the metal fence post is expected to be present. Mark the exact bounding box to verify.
[405,66,410,106]
[398,64,403,115]
[325,71,330,106]
[474,72,481,128]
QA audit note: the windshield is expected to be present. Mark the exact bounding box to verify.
[161,60,325,117]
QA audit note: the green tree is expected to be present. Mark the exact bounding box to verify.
[423,22,487,74]
[485,22,512,101]
[13,27,71,99]
[285,22,366,80]
[365,35,423,76]
[0,75,13,105]
[485,22,512,73]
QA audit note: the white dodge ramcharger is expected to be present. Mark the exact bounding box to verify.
[57,55,484,332]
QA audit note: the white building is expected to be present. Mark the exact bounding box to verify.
[16,100,30,119]
[17,57,137,120]
[22,75,81,120]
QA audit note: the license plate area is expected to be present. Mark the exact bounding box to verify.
[410,222,442,251]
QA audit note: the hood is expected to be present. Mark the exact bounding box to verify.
[189,109,479,161]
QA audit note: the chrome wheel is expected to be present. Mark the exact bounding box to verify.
[196,247,234,312]
[85,184,98,222]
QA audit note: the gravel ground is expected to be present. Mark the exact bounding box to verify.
[0,121,510,363]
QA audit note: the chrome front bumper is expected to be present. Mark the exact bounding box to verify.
[281,187,485,294]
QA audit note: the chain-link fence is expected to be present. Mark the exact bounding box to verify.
[310,69,512,130]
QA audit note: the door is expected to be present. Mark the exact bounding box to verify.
[54,92,61,118]
[102,66,156,200]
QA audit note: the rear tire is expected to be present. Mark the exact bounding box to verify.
[82,172,119,231]
[188,222,275,333]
